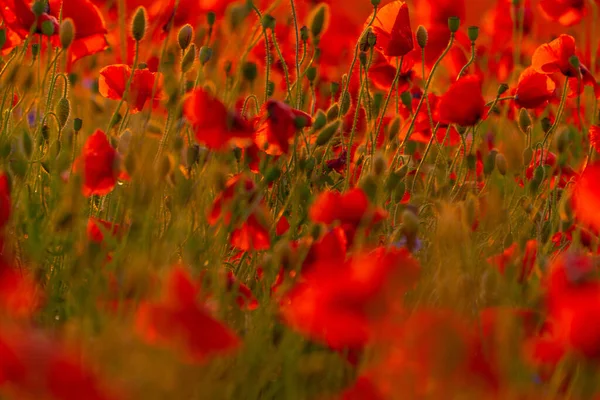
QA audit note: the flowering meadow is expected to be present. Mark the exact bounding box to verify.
[5,0,600,398]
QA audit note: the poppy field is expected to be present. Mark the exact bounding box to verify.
[5,0,600,398]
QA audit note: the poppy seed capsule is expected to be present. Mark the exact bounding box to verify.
[132,7,147,41]
[59,19,75,49]
[569,55,580,69]
[416,25,428,48]
[518,108,532,134]
[467,26,479,42]
[31,1,46,17]
[55,97,70,129]
[181,44,197,73]
[448,16,460,33]
[309,4,329,38]
[178,24,193,50]
[262,14,276,30]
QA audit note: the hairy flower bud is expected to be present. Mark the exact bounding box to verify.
[416,25,428,48]
[59,19,75,49]
[132,7,147,41]
[178,24,193,50]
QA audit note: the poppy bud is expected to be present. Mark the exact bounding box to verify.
[558,192,573,222]
[483,149,497,175]
[207,11,216,26]
[300,26,309,42]
[371,0,381,6]
[448,17,460,33]
[31,43,40,57]
[313,110,327,130]
[518,108,532,134]
[199,46,212,65]
[262,14,276,30]
[178,24,194,50]
[373,152,387,177]
[569,55,580,70]
[496,153,508,175]
[534,165,545,182]
[416,25,428,49]
[264,166,281,184]
[522,147,533,165]
[242,62,258,82]
[400,91,412,109]
[306,66,317,82]
[266,81,275,97]
[74,118,83,132]
[339,91,352,116]
[371,92,383,116]
[59,19,75,49]
[555,128,571,154]
[330,82,340,96]
[359,51,368,67]
[387,117,401,140]
[467,26,479,42]
[540,117,551,133]
[132,7,147,42]
[181,44,197,73]
[31,1,45,17]
[55,97,70,129]
[41,20,55,37]
[315,120,340,146]
[326,103,339,121]
[309,4,329,38]
[367,30,377,48]
[497,83,509,96]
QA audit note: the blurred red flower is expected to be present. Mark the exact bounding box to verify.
[75,130,118,197]
[514,67,556,109]
[368,1,414,58]
[572,163,600,231]
[99,64,165,114]
[532,34,578,77]
[436,75,486,127]
[254,100,312,156]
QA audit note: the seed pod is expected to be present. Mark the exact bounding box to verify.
[467,26,479,42]
[41,20,55,37]
[262,14,276,30]
[131,7,147,41]
[59,19,75,49]
[315,120,340,146]
[178,24,193,50]
[483,149,498,175]
[387,117,401,140]
[55,97,70,129]
[448,16,460,33]
[242,62,258,82]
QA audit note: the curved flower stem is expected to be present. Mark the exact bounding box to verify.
[242,94,260,117]
[249,3,272,104]
[289,0,301,108]
[457,42,476,80]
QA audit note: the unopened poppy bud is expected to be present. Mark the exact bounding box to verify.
[339,91,352,115]
[402,209,419,237]
[496,153,508,175]
[360,29,376,51]
[371,92,383,116]
[387,117,401,139]
[41,20,55,36]
[242,62,258,82]
[400,91,412,109]
[448,16,460,33]
[330,81,340,96]
[367,30,377,48]
[316,120,340,146]
[266,81,275,97]
[569,55,580,70]
[373,152,387,176]
[518,108,532,134]
[207,11,216,26]
[559,192,573,222]
[540,117,551,133]
[483,149,497,175]
[31,43,40,57]
[309,4,329,38]
[326,103,339,121]
[264,166,282,184]
[178,24,193,50]
[74,118,83,132]
[467,26,479,42]
[556,128,571,153]
[313,110,326,130]
[31,1,45,17]
[262,14,276,30]
[359,51,368,67]
[181,44,197,73]
[55,97,70,129]
[199,46,212,65]
[306,66,317,82]
[416,25,428,48]
[497,83,509,96]
[534,165,545,182]
[59,19,75,49]
[300,26,309,42]
[132,7,147,41]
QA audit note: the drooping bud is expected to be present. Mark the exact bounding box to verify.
[181,44,197,73]
[339,91,352,115]
[132,7,147,42]
[540,117,552,133]
[467,26,479,42]
[313,110,327,130]
[309,3,329,38]
[416,25,428,49]
[448,16,460,33]
[518,108,532,134]
[178,24,194,50]
[55,97,70,129]
[483,149,498,176]
[522,147,533,165]
[359,51,368,67]
[59,19,75,49]
[326,103,339,121]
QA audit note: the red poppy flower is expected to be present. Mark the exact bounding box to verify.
[254,100,312,156]
[183,88,253,150]
[280,247,420,349]
[514,67,556,109]
[0,262,43,318]
[539,0,586,27]
[436,75,486,127]
[230,212,271,252]
[368,1,414,58]
[572,163,600,231]
[99,64,165,114]
[0,0,108,63]
[75,130,118,197]
[369,52,415,92]
[87,218,120,244]
[208,174,256,225]
[136,266,240,363]
[532,34,578,77]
